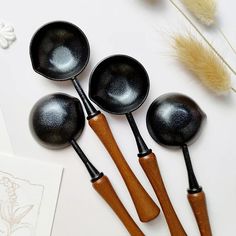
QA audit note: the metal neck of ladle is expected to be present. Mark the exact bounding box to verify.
[72,78,100,120]
[70,139,103,182]
[181,144,202,194]
[126,112,152,157]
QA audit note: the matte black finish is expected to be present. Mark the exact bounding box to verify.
[126,113,152,157]
[29,93,101,181]
[70,139,103,182]
[146,93,206,147]
[182,145,202,194]
[30,21,98,119]
[72,78,99,119]
[89,55,151,157]
[146,93,206,193]
[89,55,150,115]
[30,21,90,81]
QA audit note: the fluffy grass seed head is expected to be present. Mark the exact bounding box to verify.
[173,34,231,94]
[181,0,216,25]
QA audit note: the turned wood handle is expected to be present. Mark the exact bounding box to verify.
[139,153,187,236]
[188,191,212,236]
[89,113,160,222]
[93,175,144,236]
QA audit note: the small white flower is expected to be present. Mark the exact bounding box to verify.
[0,22,16,49]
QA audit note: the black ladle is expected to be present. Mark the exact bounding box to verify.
[89,55,187,235]
[146,93,212,236]
[29,21,98,119]
[29,93,144,236]
[30,21,159,222]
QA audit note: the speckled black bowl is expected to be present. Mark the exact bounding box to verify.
[146,93,206,147]
[29,93,85,149]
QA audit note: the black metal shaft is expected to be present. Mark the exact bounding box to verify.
[72,78,100,119]
[126,112,151,157]
[70,139,103,182]
[182,144,202,194]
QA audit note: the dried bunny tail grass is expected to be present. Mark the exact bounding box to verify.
[170,0,236,61]
[168,0,236,80]
[174,35,231,94]
[181,0,216,25]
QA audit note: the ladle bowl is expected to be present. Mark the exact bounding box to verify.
[29,93,144,236]
[30,93,85,149]
[146,93,206,147]
[89,54,149,115]
[30,21,90,81]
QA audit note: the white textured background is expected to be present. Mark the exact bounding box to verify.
[1,0,236,235]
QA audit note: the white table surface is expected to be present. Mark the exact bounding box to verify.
[1,0,236,235]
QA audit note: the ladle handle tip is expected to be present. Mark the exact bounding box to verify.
[139,152,187,236]
[88,113,160,222]
[188,191,212,236]
[92,175,144,236]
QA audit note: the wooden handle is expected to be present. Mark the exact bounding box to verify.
[188,191,212,236]
[139,152,187,236]
[93,175,144,236]
[89,113,160,222]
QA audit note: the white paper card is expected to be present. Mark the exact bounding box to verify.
[0,155,63,236]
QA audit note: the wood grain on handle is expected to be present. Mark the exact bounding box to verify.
[89,113,160,222]
[93,175,144,236]
[139,152,187,236]
[188,191,212,236]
